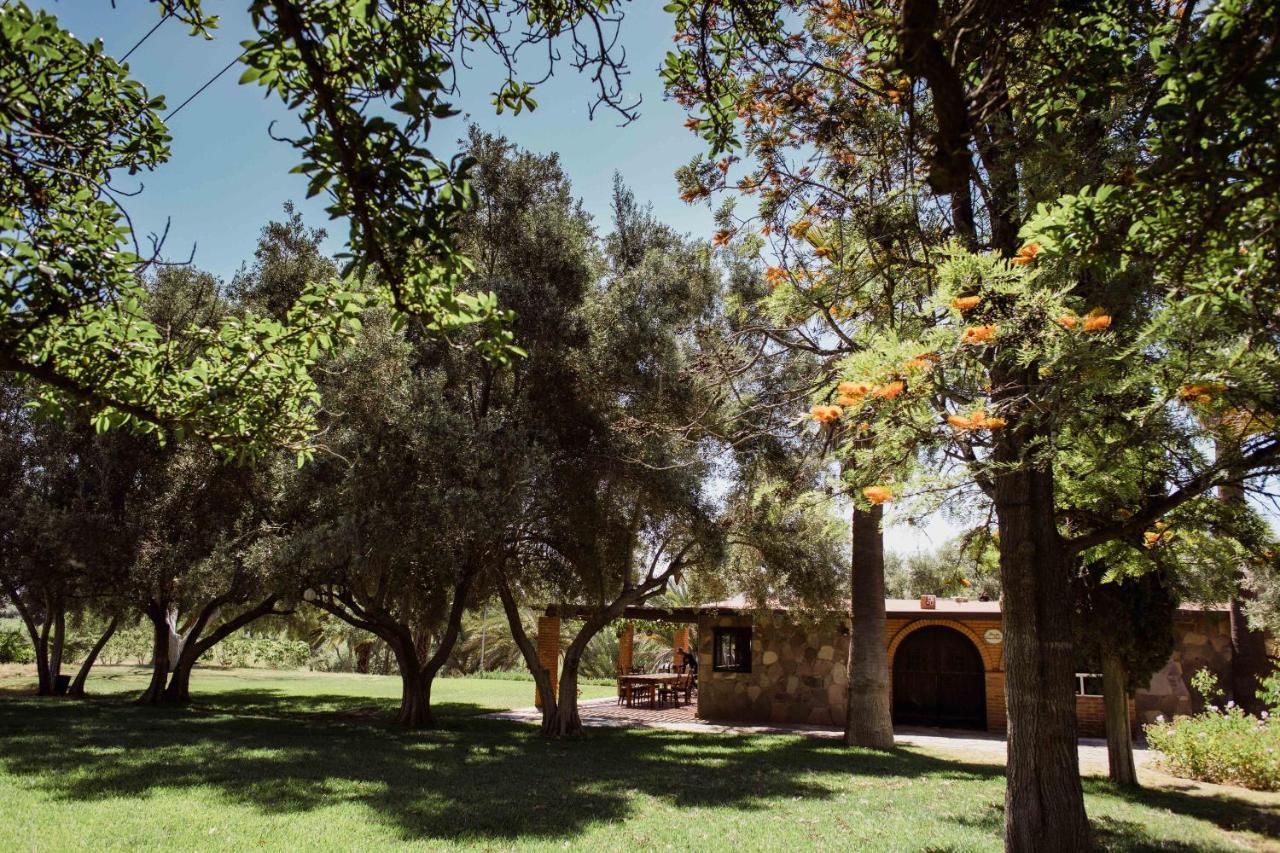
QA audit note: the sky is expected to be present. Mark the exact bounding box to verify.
[33,0,955,555]
[32,0,716,279]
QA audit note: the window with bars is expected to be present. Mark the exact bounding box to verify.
[712,627,752,672]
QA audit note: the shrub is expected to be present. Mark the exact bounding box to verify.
[0,629,34,664]
[1146,681,1280,791]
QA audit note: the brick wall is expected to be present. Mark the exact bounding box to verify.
[534,615,559,709]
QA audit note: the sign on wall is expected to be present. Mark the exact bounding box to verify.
[983,628,1003,645]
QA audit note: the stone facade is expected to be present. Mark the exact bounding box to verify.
[696,611,850,726]
[694,603,1235,737]
[1133,609,1233,725]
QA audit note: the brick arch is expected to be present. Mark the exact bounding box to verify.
[887,618,1001,673]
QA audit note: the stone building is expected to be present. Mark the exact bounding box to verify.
[690,596,1234,736]
[543,596,1236,737]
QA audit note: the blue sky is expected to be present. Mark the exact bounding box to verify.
[33,0,716,280]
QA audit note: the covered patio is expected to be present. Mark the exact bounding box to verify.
[534,604,701,713]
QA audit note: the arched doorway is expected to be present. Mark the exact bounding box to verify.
[892,625,986,729]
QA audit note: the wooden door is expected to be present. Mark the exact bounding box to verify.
[892,625,986,729]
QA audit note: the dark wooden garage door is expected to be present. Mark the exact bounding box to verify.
[892,626,986,729]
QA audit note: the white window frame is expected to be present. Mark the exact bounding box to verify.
[1075,672,1104,697]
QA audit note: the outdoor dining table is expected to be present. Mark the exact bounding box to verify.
[617,673,686,708]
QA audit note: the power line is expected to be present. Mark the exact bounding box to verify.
[164,49,248,122]
[120,11,172,63]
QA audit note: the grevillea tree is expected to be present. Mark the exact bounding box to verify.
[664,0,1280,847]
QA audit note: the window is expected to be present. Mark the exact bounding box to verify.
[713,627,752,673]
[1075,673,1104,697]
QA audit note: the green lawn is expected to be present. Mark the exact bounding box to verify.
[0,665,611,719]
[0,669,1276,851]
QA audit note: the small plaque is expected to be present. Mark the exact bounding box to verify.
[919,594,937,610]
[984,628,1003,645]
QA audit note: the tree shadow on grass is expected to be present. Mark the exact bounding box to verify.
[1082,777,1280,843]
[0,697,1002,845]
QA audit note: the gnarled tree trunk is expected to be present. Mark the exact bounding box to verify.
[994,456,1090,851]
[1102,651,1137,787]
[68,616,119,698]
[137,601,172,705]
[846,503,894,749]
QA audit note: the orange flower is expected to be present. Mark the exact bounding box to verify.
[951,295,981,312]
[863,486,893,505]
[960,325,998,345]
[765,266,789,287]
[947,410,1006,431]
[903,357,935,372]
[679,185,709,203]
[814,246,834,258]
[857,421,870,434]
[838,381,872,397]
[835,395,862,407]
[684,116,701,130]
[1178,382,1224,402]
[790,219,813,238]
[871,381,905,400]
[1056,314,1078,329]
[1009,243,1040,266]
[809,404,843,424]
[1082,308,1111,332]
[712,229,735,247]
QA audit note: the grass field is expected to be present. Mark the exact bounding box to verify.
[1,667,1277,851]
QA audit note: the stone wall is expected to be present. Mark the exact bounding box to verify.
[696,611,849,725]
[696,606,1235,735]
[1134,610,1233,725]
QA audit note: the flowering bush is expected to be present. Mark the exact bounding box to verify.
[1145,671,1280,791]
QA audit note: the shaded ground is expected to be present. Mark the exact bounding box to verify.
[0,671,1276,851]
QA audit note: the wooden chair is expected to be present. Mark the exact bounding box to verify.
[658,674,689,708]
[629,681,655,708]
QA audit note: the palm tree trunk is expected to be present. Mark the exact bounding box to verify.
[846,503,894,749]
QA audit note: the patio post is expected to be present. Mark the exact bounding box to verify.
[534,614,560,709]
[672,627,689,667]
[618,621,634,674]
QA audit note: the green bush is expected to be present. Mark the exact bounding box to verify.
[206,634,310,670]
[0,629,35,664]
[454,668,617,687]
[1146,706,1280,791]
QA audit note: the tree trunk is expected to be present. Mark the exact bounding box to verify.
[68,617,119,698]
[398,666,435,727]
[994,461,1090,852]
[1101,651,1137,787]
[846,503,894,749]
[494,573,561,734]
[549,644,587,737]
[355,642,373,674]
[1229,591,1270,715]
[137,602,172,705]
[162,650,197,704]
[48,606,66,688]
[1216,447,1270,714]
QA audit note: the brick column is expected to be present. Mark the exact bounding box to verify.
[618,621,634,674]
[673,627,690,668]
[534,615,560,709]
